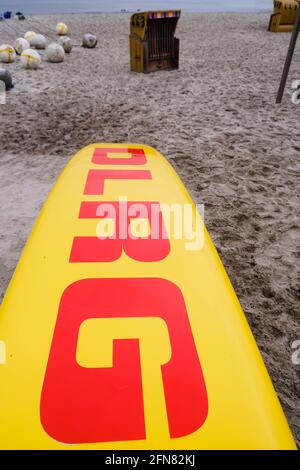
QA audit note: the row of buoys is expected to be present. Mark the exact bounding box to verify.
[0,42,66,68]
[0,22,98,70]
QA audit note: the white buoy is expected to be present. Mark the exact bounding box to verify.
[14,37,30,55]
[82,33,98,49]
[24,31,36,46]
[46,43,65,63]
[56,23,68,36]
[0,44,16,63]
[31,34,47,50]
[58,36,72,53]
[20,48,41,69]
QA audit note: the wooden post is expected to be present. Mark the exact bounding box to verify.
[276,0,300,103]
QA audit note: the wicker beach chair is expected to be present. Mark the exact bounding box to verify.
[130,10,181,73]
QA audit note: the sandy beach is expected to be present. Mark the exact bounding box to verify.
[0,12,299,445]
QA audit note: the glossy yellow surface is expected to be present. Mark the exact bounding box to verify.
[269,0,298,32]
[0,143,296,449]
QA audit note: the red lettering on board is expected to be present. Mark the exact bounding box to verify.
[84,170,152,195]
[69,201,170,263]
[92,148,147,165]
[40,278,208,444]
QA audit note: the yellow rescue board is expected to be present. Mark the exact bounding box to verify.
[0,144,296,450]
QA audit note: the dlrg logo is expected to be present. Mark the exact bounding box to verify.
[40,148,208,444]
